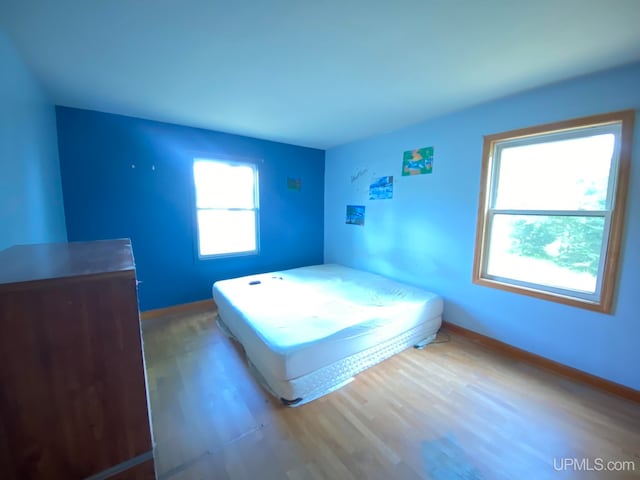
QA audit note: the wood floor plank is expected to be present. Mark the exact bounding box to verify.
[143,307,640,479]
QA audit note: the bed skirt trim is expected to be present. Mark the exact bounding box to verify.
[217,315,441,406]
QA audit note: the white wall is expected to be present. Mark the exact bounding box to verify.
[0,30,66,251]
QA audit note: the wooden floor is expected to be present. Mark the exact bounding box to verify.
[142,306,640,480]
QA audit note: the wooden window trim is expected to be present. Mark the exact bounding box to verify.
[472,110,635,313]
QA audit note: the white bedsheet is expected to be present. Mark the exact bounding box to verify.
[212,264,443,382]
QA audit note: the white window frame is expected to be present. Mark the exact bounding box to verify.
[473,111,634,313]
[193,158,260,259]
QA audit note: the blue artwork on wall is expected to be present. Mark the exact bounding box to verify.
[346,205,365,225]
[369,176,393,200]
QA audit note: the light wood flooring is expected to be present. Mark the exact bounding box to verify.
[142,306,640,479]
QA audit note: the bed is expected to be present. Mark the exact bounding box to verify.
[212,264,443,406]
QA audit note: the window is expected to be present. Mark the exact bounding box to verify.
[193,158,259,258]
[473,111,634,313]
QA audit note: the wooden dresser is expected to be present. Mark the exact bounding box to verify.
[0,239,155,479]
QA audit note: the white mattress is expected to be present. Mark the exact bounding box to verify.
[212,264,443,385]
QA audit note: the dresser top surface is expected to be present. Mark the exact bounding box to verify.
[0,239,135,286]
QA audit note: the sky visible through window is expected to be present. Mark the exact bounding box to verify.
[495,134,613,210]
[194,161,255,209]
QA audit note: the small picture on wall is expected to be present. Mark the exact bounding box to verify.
[369,176,393,200]
[402,146,433,176]
[346,205,365,226]
[287,177,302,190]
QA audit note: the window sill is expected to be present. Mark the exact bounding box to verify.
[198,249,259,261]
[472,275,611,314]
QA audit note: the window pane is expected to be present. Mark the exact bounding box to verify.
[194,160,255,209]
[486,214,605,293]
[494,133,615,210]
[197,210,256,256]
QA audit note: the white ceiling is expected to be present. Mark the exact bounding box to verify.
[2,0,640,149]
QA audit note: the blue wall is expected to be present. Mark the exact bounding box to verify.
[57,107,324,311]
[0,31,66,251]
[324,63,640,390]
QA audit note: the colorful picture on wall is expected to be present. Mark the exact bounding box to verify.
[346,205,365,226]
[402,146,434,176]
[369,176,393,200]
[287,177,302,190]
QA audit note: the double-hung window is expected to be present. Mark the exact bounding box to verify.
[473,111,634,312]
[193,158,259,258]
